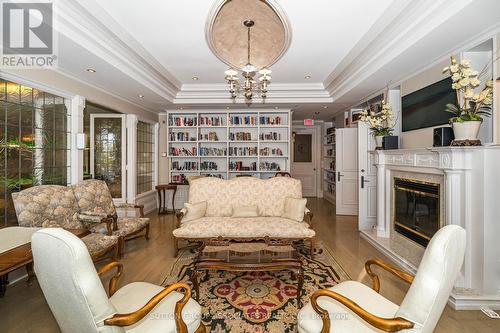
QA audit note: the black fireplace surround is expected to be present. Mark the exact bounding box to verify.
[394,178,440,247]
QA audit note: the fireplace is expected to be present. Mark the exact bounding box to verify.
[393,178,440,247]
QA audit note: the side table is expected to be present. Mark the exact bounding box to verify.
[156,184,178,214]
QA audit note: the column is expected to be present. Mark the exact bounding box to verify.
[376,163,389,238]
[68,95,85,185]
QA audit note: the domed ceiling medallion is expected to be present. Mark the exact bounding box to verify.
[206,0,292,103]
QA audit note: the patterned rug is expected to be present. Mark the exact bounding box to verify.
[162,242,350,333]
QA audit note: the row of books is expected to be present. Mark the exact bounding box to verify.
[326,127,335,135]
[201,174,224,179]
[171,174,187,183]
[259,132,282,141]
[229,147,257,156]
[229,161,257,171]
[199,116,224,126]
[200,147,227,156]
[259,147,283,156]
[199,132,219,141]
[229,132,252,141]
[260,116,282,125]
[169,132,196,142]
[259,162,281,171]
[230,116,256,125]
[200,161,218,171]
[171,161,197,171]
[169,117,197,127]
[169,147,197,156]
[326,149,334,156]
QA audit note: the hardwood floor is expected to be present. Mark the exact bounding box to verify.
[0,198,498,332]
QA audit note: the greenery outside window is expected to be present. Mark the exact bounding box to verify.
[136,121,154,195]
[0,79,70,226]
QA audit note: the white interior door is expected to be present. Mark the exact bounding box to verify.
[336,128,358,215]
[358,122,377,229]
[90,114,127,203]
[291,127,317,197]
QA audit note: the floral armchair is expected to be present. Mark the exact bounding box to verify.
[72,180,150,256]
[11,185,118,261]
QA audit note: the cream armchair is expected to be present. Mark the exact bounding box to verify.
[32,228,205,333]
[298,225,466,333]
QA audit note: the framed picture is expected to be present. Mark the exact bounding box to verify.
[351,109,363,123]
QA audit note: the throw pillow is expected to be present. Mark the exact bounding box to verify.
[183,201,207,223]
[232,205,260,218]
[281,197,307,222]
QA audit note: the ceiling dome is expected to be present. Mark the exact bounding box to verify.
[206,0,291,70]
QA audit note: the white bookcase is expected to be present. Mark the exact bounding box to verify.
[166,110,291,183]
[323,126,336,204]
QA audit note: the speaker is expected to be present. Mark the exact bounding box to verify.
[382,136,399,150]
[433,127,454,147]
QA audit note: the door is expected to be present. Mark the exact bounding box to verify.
[336,128,358,215]
[291,127,317,197]
[90,114,127,203]
[358,122,377,229]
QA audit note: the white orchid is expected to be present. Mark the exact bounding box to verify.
[360,101,395,136]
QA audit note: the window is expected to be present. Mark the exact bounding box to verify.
[0,79,70,226]
[136,121,154,195]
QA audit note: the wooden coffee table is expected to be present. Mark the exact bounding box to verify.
[0,227,89,297]
[192,240,304,306]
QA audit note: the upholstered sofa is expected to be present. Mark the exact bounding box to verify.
[11,185,119,261]
[173,177,315,256]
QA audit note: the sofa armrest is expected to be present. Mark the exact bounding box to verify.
[175,208,187,228]
[115,203,145,218]
[78,214,114,235]
[304,207,314,227]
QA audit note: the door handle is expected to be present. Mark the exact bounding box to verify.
[361,176,370,189]
[337,172,343,182]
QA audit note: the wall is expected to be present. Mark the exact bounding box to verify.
[400,59,451,148]
[158,113,169,184]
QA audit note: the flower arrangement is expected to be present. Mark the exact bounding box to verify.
[359,101,395,136]
[442,56,493,123]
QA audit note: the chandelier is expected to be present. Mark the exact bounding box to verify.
[224,20,272,102]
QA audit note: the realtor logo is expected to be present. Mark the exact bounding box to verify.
[1,1,57,67]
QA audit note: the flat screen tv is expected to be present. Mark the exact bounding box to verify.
[402,77,457,132]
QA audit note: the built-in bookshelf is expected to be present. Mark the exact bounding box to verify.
[166,110,291,183]
[323,126,336,204]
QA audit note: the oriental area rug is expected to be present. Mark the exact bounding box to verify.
[162,242,350,333]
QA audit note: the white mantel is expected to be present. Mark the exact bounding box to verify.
[362,146,500,310]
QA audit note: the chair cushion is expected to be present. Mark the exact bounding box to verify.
[90,218,149,237]
[81,233,118,257]
[173,217,315,239]
[282,197,307,222]
[297,281,399,333]
[188,177,303,217]
[72,179,117,218]
[110,282,202,333]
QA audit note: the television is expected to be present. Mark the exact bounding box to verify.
[402,77,457,132]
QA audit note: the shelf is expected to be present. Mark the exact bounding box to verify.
[260,155,288,158]
[229,125,258,128]
[198,141,226,143]
[259,125,289,128]
[229,170,259,173]
[323,155,335,158]
[229,156,258,158]
[169,155,199,158]
[261,140,288,143]
[169,126,197,129]
[199,155,228,158]
[199,125,227,128]
[171,170,199,173]
[229,140,259,143]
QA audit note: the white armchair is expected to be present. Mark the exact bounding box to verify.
[298,225,466,333]
[31,228,205,333]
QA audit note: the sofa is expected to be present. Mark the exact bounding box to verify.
[173,177,315,256]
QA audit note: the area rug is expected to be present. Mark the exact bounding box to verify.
[162,242,350,333]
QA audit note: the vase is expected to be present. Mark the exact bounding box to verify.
[375,136,384,148]
[452,121,482,141]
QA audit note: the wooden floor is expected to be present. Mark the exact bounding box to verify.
[0,198,499,332]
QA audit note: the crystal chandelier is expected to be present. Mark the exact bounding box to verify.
[224,20,272,103]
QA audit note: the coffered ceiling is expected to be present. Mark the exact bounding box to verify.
[3,0,500,120]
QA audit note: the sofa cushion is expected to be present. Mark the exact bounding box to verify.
[183,201,207,222]
[188,177,303,217]
[282,197,307,222]
[173,217,315,239]
[232,205,259,218]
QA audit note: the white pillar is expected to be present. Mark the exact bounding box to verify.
[68,95,85,184]
[376,162,389,238]
[126,114,138,203]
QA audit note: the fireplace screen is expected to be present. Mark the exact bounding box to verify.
[394,178,440,247]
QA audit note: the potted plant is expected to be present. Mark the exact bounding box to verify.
[442,56,493,142]
[360,101,395,148]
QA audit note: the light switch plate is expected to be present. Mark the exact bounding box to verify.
[76,133,86,149]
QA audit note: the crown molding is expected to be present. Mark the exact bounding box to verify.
[56,0,181,102]
[324,0,474,101]
[175,82,332,104]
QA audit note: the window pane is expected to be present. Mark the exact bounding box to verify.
[136,121,154,195]
[293,134,312,162]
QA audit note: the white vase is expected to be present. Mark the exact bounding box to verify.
[375,136,384,148]
[452,121,482,141]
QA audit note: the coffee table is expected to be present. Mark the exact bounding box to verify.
[192,240,304,306]
[0,227,89,297]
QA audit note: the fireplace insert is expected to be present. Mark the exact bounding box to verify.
[394,178,440,247]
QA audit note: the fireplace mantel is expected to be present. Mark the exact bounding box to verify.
[363,146,500,310]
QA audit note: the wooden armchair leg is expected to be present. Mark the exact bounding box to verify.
[173,237,179,257]
[310,238,315,258]
[118,237,125,259]
[144,224,150,240]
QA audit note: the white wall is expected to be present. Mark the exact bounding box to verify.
[158,113,169,184]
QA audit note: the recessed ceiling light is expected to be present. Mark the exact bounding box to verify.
[192,76,199,81]
[323,105,328,109]
[274,106,279,109]
[86,68,96,73]
[138,94,144,98]
[304,75,311,79]
[226,106,230,110]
